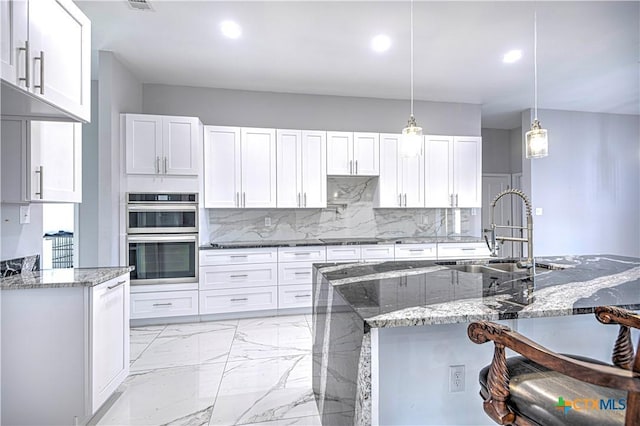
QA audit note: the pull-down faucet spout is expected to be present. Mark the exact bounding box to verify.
[485,189,535,270]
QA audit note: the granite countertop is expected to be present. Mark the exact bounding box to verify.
[201,236,484,250]
[0,267,135,290]
[314,255,640,328]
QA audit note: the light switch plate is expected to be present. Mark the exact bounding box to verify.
[19,205,31,224]
[264,216,272,227]
[535,208,543,215]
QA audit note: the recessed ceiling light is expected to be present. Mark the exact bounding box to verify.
[371,34,391,53]
[503,49,522,64]
[221,20,242,39]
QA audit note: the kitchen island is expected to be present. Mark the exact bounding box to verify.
[312,255,640,425]
[1,266,133,425]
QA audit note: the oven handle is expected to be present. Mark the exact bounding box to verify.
[127,204,197,212]
[127,234,198,244]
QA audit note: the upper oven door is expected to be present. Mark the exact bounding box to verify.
[127,204,198,234]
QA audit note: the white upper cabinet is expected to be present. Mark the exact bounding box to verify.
[425,135,482,208]
[1,118,82,203]
[326,131,379,176]
[1,0,91,122]
[377,133,424,208]
[277,129,326,208]
[124,114,201,176]
[204,126,277,208]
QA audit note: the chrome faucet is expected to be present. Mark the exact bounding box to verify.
[484,189,535,270]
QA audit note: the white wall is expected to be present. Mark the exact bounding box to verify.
[481,128,511,173]
[509,126,522,173]
[0,204,43,260]
[524,109,640,257]
[96,51,142,266]
[142,84,482,136]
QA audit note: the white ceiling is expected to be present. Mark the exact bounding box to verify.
[77,0,640,129]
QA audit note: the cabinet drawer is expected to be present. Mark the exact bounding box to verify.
[200,248,277,265]
[277,246,326,263]
[199,287,277,314]
[326,246,361,261]
[130,290,198,319]
[278,284,313,309]
[394,244,437,260]
[200,264,277,290]
[360,244,395,261]
[278,262,315,285]
[438,243,490,259]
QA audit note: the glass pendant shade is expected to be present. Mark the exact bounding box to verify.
[401,115,423,157]
[525,119,548,159]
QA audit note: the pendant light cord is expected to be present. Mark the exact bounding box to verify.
[533,10,538,121]
[410,0,414,117]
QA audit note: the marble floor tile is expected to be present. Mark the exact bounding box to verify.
[130,325,166,362]
[228,316,311,362]
[131,321,238,372]
[209,355,317,425]
[97,363,225,426]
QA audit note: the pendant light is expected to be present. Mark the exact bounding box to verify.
[525,11,549,159]
[401,0,423,157]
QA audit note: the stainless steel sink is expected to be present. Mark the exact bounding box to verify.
[436,261,565,274]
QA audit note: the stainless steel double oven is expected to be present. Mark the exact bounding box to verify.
[126,193,198,286]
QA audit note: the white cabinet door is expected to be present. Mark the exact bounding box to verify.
[29,121,82,202]
[453,136,482,207]
[1,0,28,87]
[241,128,276,208]
[163,116,200,175]
[425,135,454,208]
[353,132,379,176]
[91,275,129,412]
[377,133,400,207]
[125,114,162,175]
[276,129,302,208]
[326,131,352,175]
[28,0,91,121]
[400,152,425,207]
[300,130,326,208]
[203,126,241,208]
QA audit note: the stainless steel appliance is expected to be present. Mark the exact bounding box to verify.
[126,193,198,285]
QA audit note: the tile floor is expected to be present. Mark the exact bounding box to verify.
[94,314,321,426]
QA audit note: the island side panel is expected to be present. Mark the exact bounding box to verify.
[313,268,365,425]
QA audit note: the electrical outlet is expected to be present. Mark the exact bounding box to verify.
[264,216,272,227]
[535,208,543,216]
[449,365,465,392]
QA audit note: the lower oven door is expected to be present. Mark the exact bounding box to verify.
[128,234,198,285]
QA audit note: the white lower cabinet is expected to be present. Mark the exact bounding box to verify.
[200,287,278,314]
[201,263,278,289]
[130,290,199,319]
[277,246,326,310]
[437,242,490,259]
[394,243,437,260]
[326,244,395,262]
[278,284,314,309]
[1,273,130,425]
[326,246,361,262]
[361,244,395,261]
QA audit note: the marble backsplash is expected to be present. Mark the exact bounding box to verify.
[204,177,482,243]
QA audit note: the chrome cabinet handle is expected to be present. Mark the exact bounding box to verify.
[243,192,246,207]
[230,298,248,302]
[294,271,311,275]
[230,254,248,258]
[450,194,454,207]
[164,157,168,174]
[293,252,311,256]
[455,193,459,207]
[398,194,402,207]
[153,303,173,307]
[349,160,353,175]
[107,280,126,290]
[236,192,239,207]
[34,51,44,94]
[35,166,43,199]
[297,193,301,207]
[18,41,29,87]
[355,160,358,174]
[294,294,311,298]
[156,156,160,174]
[304,192,307,207]
[230,274,248,278]
[404,193,407,207]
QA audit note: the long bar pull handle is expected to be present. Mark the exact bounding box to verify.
[455,194,459,207]
[153,303,173,307]
[35,166,43,199]
[294,294,311,298]
[107,280,126,290]
[398,194,402,207]
[156,156,160,174]
[18,41,30,87]
[34,51,44,94]
[404,193,407,207]
[355,160,358,175]
[164,157,168,174]
[297,193,300,207]
[304,192,307,207]
[231,298,248,302]
[449,194,454,207]
[243,192,246,208]
[230,274,248,278]
[349,160,353,175]
[236,192,239,207]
